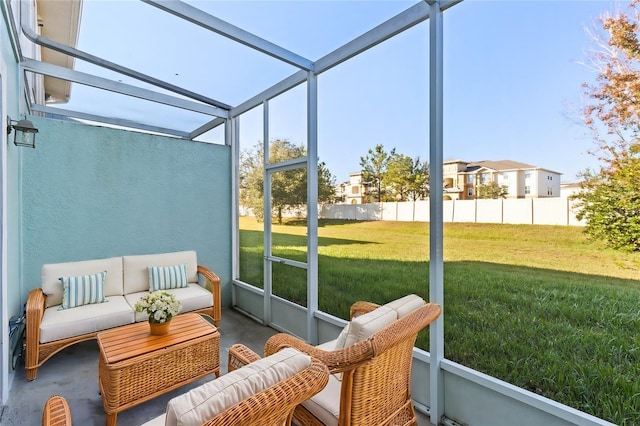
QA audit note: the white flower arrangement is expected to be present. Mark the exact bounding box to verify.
[134,290,182,323]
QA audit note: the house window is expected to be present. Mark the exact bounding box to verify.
[525,171,531,179]
[467,188,474,197]
[466,174,474,184]
[351,186,359,195]
[479,173,489,184]
[502,173,509,180]
[525,186,531,195]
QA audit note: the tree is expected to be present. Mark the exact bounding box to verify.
[359,144,395,202]
[575,153,640,251]
[239,139,336,224]
[386,154,430,201]
[476,181,509,199]
[574,0,640,251]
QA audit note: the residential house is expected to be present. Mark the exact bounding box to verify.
[334,172,369,204]
[443,159,561,200]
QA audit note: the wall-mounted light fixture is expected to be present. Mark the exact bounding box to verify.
[7,116,38,148]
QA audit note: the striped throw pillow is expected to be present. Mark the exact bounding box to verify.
[148,264,189,291]
[58,271,107,310]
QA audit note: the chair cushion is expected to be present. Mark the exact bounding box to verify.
[342,305,397,348]
[58,271,107,310]
[125,284,213,322]
[123,251,198,294]
[334,322,350,349]
[139,414,165,426]
[164,348,312,426]
[301,373,341,426]
[383,294,425,318]
[39,296,134,343]
[148,263,189,291]
[41,256,123,308]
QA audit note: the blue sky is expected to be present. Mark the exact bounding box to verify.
[71,1,619,184]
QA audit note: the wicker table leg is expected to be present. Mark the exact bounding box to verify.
[105,412,117,426]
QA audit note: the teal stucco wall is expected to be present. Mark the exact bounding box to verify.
[20,117,232,307]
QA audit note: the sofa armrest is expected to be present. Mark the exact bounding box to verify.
[227,343,262,372]
[26,289,46,381]
[197,265,221,327]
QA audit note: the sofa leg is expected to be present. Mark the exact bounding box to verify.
[26,367,37,381]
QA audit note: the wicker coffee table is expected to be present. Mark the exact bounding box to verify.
[97,313,220,426]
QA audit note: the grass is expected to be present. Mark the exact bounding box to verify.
[239,217,640,425]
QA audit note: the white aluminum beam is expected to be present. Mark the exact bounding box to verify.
[21,58,229,118]
[263,100,272,325]
[1,0,23,62]
[264,156,307,173]
[31,104,192,138]
[142,0,314,71]
[314,1,430,74]
[231,70,308,118]
[230,115,240,307]
[189,117,226,140]
[429,1,445,425]
[306,70,319,346]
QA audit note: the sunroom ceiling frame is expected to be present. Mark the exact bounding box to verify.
[30,103,191,138]
[231,0,462,118]
[142,0,314,71]
[17,0,464,140]
[21,58,229,118]
[20,10,231,110]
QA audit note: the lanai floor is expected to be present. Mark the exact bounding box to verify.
[0,307,431,425]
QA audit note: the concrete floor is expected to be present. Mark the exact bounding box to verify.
[0,308,431,425]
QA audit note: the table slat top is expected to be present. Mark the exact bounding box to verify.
[97,313,217,365]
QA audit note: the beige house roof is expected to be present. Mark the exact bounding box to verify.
[463,159,562,175]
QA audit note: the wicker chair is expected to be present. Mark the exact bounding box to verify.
[264,300,442,426]
[42,395,72,426]
[41,345,329,426]
[203,345,330,426]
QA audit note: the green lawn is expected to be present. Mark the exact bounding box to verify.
[239,217,640,425]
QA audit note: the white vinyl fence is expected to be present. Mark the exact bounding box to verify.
[319,198,585,226]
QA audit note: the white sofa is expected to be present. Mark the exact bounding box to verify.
[25,250,221,381]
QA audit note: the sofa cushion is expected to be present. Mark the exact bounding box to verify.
[41,257,123,308]
[123,251,198,295]
[126,285,213,322]
[301,373,341,426]
[59,271,107,310]
[148,263,188,291]
[342,305,397,348]
[383,294,425,318]
[39,296,134,343]
[164,348,312,426]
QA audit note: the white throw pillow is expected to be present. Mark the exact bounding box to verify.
[383,294,425,318]
[342,306,397,348]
